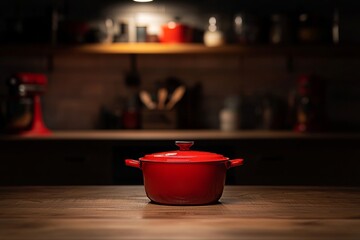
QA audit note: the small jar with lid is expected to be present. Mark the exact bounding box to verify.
[203,16,225,47]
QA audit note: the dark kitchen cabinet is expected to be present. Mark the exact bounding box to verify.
[1,131,359,186]
[0,140,113,185]
[232,138,360,186]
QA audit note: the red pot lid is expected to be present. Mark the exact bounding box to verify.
[140,141,229,163]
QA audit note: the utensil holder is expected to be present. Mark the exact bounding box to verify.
[141,110,177,129]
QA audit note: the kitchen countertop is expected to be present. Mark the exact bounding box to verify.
[1,130,360,141]
[0,186,359,239]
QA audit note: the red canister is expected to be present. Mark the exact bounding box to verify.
[160,20,192,43]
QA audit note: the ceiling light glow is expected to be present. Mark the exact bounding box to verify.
[133,0,153,2]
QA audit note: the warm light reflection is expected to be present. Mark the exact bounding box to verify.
[133,0,153,2]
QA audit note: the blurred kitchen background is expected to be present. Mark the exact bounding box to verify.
[0,0,359,186]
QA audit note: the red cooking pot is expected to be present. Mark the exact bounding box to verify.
[125,141,243,205]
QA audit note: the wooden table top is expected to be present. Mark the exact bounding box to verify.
[0,186,359,240]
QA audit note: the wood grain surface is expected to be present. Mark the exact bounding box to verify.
[0,186,359,239]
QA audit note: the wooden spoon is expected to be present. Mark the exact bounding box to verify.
[166,85,186,110]
[139,90,156,110]
[157,88,168,110]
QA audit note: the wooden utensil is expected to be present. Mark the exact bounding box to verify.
[139,91,156,110]
[157,88,168,110]
[166,85,186,110]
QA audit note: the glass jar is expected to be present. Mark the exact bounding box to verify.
[203,16,225,47]
[233,12,260,44]
[269,14,291,44]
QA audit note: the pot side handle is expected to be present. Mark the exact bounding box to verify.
[227,159,244,169]
[125,159,141,169]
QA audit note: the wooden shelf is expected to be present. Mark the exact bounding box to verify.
[60,43,360,56]
[64,43,228,55]
[2,43,360,56]
[1,130,359,141]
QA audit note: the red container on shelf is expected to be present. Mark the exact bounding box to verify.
[160,21,192,43]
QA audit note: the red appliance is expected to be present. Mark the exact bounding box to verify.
[125,141,243,205]
[4,73,50,135]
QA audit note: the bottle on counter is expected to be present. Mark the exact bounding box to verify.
[260,96,274,129]
[122,92,141,129]
[332,8,340,44]
[233,12,260,44]
[219,96,241,131]
[269,14,291,45]
[113,20,129,42]
[293,74,327,132]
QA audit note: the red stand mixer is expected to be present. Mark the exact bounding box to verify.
[3,73,50,136]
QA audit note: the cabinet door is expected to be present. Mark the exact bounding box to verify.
[0,141,113,185]
[232,139,360,186]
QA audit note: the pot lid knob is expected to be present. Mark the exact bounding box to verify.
[175,141,194,151]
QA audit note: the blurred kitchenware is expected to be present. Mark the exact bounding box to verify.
[2,73,50,135]
[296,12,332,44]
[219,96,241,131]
[125,141,244,205]
[166,85,185,110]
[113,20,129,42]
[269,14,291,44]
[160,17,192,43]
[293,74,327,132]
[157,88,168,110]
[85,18,114,43]
[332,9,340,44]
[139,90,156,110]
[203,16,225,47]
[136,25,147,42]
[122,93,141,129]
[233,12,261,44]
